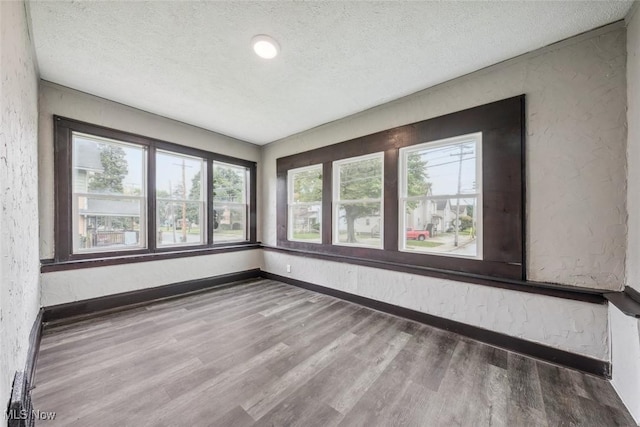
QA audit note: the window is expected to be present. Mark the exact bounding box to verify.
[333,153,383,248]
[213,161,249,243]
[399,133,482,259]
[288,165,323,243]
[276,95,524,281]
[72,133,147,253]
[54,116,256,263]
[156,151,206,247]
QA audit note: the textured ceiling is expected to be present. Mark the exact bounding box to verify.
[28,1,633,145]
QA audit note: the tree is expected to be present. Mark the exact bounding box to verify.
[339,158,383,243]
[292,169,322,203]
[339,155,430,243]
[185,171,202,225]
[213,166,245,229]
[88,144,128,193]
[406,153,430,211]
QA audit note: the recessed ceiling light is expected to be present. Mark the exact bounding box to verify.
[252,35,280,59]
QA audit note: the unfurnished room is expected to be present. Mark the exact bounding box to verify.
[2,0,640,426]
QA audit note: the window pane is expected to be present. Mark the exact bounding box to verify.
[288,165,322,242]
[213,204,246,242]
[334,154,383,248]
[289,205,322,242]
[400,133,481,258]
[75,196,145,251]
[408,141,477,197]
[73,134,145,196]
[291,167,322,203]
[213,162,247,203]
[335,202,382,248]
[157,201,205,246]
[156,151,206,247]
[72,133,146,253]
[338,156,382,200]
[403,197,479,257]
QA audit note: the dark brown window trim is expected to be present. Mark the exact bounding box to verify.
[277,95,526,280]
[262,245,605,304]
[604,286,640,318]
[40,243,262,273]
[53,116,257,263]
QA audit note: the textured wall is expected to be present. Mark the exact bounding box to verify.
[612,5,640,425]
[609,305,640,423]
[627,5,640,294]
[38,81,262,260]
[41,249,262,306]
[0,0,41,412]
[262,23,627,291]
[263,251,608,360]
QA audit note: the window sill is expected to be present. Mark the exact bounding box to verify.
[262,245,606,304]
[41,243,261,273]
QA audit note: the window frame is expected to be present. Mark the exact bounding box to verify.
[71,132,149,254]
[212,160,251,244]
[287,164,324,244]
[54,116,257,263]
[276,95,525,280]
[398,133,483,260]
[332,152,385,249]
[155,149,208,249]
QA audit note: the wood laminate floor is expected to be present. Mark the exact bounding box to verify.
[33,279,636,426]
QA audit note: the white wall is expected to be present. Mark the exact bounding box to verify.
[0,0,41,410]
[262,23,627,291]
[41,249,262,306]
[260,24,629,361]
[612,5,640,425]
[38,81,262,260]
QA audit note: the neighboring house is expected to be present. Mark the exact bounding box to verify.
[290,205,321,233]
[354,216,381,236]
[74,141,140,248]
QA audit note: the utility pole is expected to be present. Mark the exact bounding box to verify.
[171,159,192,243]
[181,159,187,243]
[451,144,474,247]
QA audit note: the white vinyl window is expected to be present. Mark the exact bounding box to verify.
[399,133,483,259]
[288,165,323,243]
[213,161,249,243]
[71,132,147,253]
[156,150,207,247]
[333,152,384,249]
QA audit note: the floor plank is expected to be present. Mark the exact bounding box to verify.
[32,278,636,426]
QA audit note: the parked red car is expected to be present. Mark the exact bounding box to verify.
[406,227,430,241]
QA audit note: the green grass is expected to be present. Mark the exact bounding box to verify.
[292,232,321,240]
[407,240,444,248]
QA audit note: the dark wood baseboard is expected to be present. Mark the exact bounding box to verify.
[261,271,611,378]
[42,269,261,324]
[27,309,43,387]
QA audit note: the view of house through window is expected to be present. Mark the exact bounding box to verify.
[72,133,147,253]
[333,153,384,248]
[156,151,206,247]
[288,165,323,243]
[399,133,482,258]
[213,161,249,242]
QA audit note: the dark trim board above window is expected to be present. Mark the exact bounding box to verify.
[276,95,525,280]
[53,116,257,263]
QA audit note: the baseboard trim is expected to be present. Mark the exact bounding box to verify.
[42,269,261,324]
[261,271,611,378]
[26,309,43,387]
